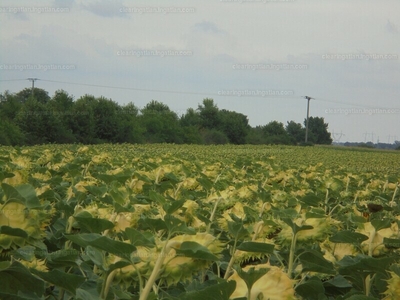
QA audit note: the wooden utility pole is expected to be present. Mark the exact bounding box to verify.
[27,78,38,97]
[304,96,314,143]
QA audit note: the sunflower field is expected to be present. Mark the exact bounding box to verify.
[0,144,399,300]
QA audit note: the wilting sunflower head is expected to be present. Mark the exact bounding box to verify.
[218,202,246,230]
[228,263,295,300]
[234,237,276,265]
[0,202,53,250]
[383,269,400,299]
[3,170,28,186]
[181,178,199,190]
[277,215,336,245]
[110,233,224,287]
[159,233,224,285]
[320,240,358,263]
[357,221,399,256]
[20,258,48,272]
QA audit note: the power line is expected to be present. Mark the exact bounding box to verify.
[0,79,27,82]
[1,77,398,110]
[39,79,215,97]
[38,79,400,109]
[314,97,398,110]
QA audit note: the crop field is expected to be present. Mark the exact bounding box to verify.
[0,144,400,299]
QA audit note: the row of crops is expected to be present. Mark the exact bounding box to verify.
[0,144,400,299]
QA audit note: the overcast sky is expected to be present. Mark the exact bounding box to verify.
[1,0,399,143]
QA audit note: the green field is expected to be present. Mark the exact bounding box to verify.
[1,144,399,299]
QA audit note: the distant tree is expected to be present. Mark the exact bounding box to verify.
[219,109,249,144]
[263,121,291,144]
[201,129,229,145]
[179,108,203,144]
[140,100,183,143]
[71,95,97,143]
[180,108,201,127]
[286,121,305,144]
[246,126,267,144]
[304,117,332,144]
[15,97,63,144]
[197,98,221,129]
[93,97,121,142]
[0,120,25,146]
[115,102,144,143]
[0,91,22,120]
[16,88,50,104]
[47,90,76,143]
[48,90,74,121]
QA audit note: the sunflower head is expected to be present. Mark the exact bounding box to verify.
[0,201,53,250]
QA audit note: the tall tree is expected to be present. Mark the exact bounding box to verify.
[115,102,144,143]
[47,90,76,143]
[180,108,201,127]
[71,95,97,143]
[93,97,120,142]
[15,97,63,144]
[219,109,249,144]
[0,91,22,120]
[140,100,183,143]
[0,120,25,146]
[16,88,50,104]
[304,117,332,144]
[263,121,291,144]
[197,98,221,129]
[179,108,202,144]
[286,121,305,144]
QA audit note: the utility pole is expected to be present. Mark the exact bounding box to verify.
[303,96,314,143]
[27,78,38,97]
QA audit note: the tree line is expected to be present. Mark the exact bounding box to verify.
[0,88,333,146]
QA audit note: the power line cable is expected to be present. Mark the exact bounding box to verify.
[1,78,398,110]
[0,79,27,82]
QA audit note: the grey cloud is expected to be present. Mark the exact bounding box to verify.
[385,20,398,34]
[80,0,127,18]
[192,21,225,34]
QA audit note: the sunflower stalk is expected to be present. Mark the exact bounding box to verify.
[224,238,239,280]
[365,227,377,296]
[139,238,178,300]
[207,197,222,233]
[287,232,298,279]
[389,183,399,207]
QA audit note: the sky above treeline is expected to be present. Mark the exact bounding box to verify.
[1,0,399,143]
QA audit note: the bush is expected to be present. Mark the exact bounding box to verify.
[201,129,229,145]
[299,141,314,147]
[0,120,26,146]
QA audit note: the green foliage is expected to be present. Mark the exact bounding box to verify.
[219,109,249,144]
[140,100,183,143]
[286,120,305,144]
[305,116,333,145]
[201,129,229,145]
[16,88,50,104]
[0,120,25,146]
[1,88,335,146]
[70,95,97,143]
[0,91,22,120]
[115,102,144,143]
[198,98,221,130]
[262,121,292,144]
[15,97,65,145]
